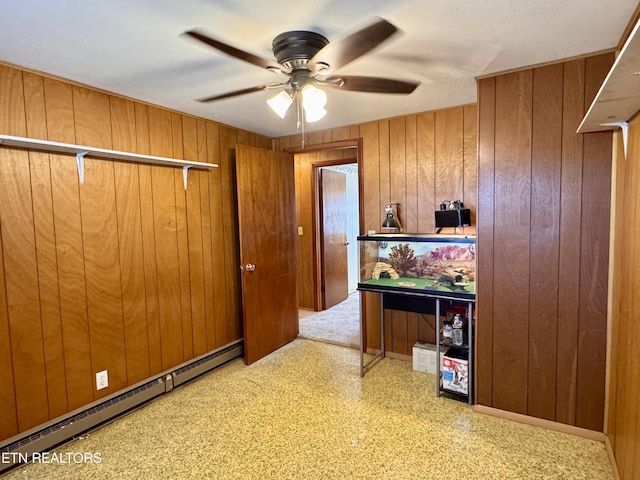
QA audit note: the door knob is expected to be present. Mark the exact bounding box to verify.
[244,263,256,272]
[344,241,350,246]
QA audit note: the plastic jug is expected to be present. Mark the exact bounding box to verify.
[452,314,464,346]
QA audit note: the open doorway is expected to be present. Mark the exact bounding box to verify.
[299,163,360,347]
[319,164,359,304]
[290,139,363,349]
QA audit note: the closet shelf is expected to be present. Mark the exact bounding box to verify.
[0,133,218,189]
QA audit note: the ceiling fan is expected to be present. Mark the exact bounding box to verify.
[183,17,420,123]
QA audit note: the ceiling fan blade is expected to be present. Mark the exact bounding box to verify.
[308,17,398,73]
[184,30,288,73]
[324,76,419,94]
[196,84,275,103]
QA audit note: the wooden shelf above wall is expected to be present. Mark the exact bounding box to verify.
[0,133,218,189]
[578,18,640,135]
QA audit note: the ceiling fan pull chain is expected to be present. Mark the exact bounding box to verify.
[296,95,305,149]
[301,101,306,149]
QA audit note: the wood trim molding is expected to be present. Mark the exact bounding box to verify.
[474,405,620,477]
[603,130,621,436]
[618,2,640,52]
[384,351,412,362]
[311,165,321,310]
[284,138,360,154]
[311,157,359,310]
[311,157,359,168]
[473,405,606,442]
[474,48,616,81]
[605,436,621,480]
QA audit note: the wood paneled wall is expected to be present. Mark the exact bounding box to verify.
[0,64,270,441]
[476,53,614,431]
[608,117,640,480]
[276,107,477,352]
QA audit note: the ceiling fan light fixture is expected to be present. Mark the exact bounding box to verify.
[304,106,327,123]
[266,90,293,119]
[301,84,327,109]
[301,84,327,123]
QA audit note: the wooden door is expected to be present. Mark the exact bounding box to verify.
[236,144,298,364]
[320,168,349,309]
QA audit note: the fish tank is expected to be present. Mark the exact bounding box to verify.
[357,234,476,300]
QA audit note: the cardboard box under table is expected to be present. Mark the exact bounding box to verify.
[412,342,445,374]
[441,347,469,395]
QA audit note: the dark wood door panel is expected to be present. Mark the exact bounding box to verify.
[236,145,298,364]
[321,168,348,309]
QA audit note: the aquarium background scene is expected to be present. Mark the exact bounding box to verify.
[359,238,476,298]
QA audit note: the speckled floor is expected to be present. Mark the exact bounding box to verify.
[3,339,613,480]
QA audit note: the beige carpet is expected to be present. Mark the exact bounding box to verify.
[298,292,360,348]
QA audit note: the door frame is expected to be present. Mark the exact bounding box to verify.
[285,139,364,311]
[318,163,352,310]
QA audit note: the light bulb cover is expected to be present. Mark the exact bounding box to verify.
[301,84,327,109]
[304,106,327,123]
[266,90,293,119]
[301,85,327,123]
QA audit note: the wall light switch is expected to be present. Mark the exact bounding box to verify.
[96,370,109,390]
[298,226,303,236]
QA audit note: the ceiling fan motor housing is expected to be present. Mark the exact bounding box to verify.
[272,31,329,71]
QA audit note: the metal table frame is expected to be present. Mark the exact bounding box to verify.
[358,287,475,405]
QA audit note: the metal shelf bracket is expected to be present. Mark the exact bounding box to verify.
[182,165,192,190]
[76,151,89,185]
[601,121,628,158]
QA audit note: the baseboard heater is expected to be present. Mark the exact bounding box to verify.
[0,339,243,474]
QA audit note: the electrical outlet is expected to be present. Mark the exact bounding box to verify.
[96,370,108,390]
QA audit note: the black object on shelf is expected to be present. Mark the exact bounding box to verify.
[435,208,471,228]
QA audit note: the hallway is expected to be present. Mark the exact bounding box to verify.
[298,293,360,348]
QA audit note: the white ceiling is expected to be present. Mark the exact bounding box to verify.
[0,0,637,138]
